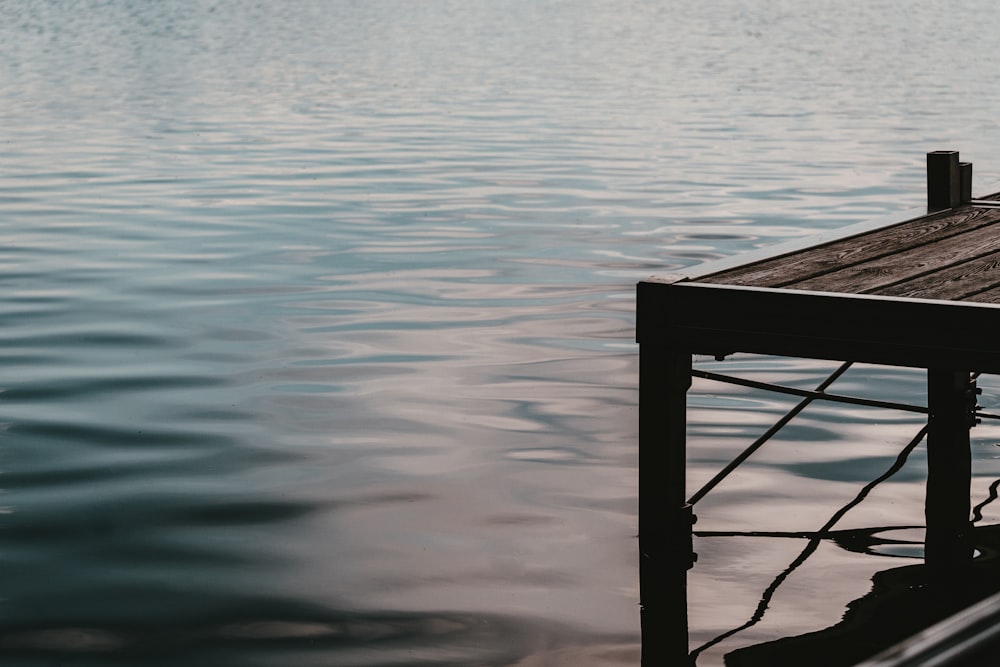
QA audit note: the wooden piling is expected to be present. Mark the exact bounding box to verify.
[960,161,973,205]
[927,150,961,212]
[638,343,693,666]
[925,369,974,574]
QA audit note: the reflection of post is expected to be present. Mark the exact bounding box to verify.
[925,369,974,576]
[639,344,692,666]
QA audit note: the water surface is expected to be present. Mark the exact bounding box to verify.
[4,2,1000,665]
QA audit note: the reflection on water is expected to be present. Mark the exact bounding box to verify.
[685,361,1000,664]
[3,1,1000,665]
[722,522,1000,666]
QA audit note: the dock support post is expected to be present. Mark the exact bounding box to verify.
[925,369,974,577]
[960,161,973,205]
[639,344,693,666]
[927,151,961,212]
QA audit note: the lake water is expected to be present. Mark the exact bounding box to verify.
[4,2,1000,665]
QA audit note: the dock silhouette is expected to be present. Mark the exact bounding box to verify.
[637,151,1000,665]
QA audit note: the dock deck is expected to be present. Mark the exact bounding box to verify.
[639,180,1000,372]
[637,151,1000,665]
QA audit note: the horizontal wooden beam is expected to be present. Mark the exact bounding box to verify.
[637,280,1000,373]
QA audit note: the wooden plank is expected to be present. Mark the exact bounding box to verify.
[679,204,930,282]
[786,217,1000,294]
[965,285,1000,304]
[637,281,1000,373]
[874,250,1000,300]
[697,207,1000,289]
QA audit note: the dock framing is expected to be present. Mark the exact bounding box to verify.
[637,152,1000,665]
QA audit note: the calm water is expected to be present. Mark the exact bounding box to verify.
[4,2,1000,665]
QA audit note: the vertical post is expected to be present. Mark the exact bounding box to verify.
[639,344,693,666]
[927,151,961,212]
[960,161,973,205]
[925,369,974,576]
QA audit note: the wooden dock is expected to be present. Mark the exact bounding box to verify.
[637,151,1000,665]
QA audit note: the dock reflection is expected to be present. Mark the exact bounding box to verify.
[673,523,1000,666]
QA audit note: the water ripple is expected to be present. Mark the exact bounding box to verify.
[2,1,1000,665]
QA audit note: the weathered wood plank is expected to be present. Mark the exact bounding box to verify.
[873,251,1000,300]
[785,218,1000,294]
[962,285,1000,304]
[698,206,1000,289]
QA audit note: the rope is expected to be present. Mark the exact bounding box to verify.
[687,362,853,506]
[692,368,928,414]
